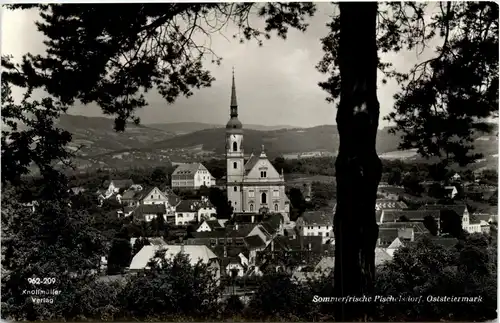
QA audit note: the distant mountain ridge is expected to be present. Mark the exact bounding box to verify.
[57,114,175,156]
[143,125,402,156]
[53,115,497,171]
[147,122,304,134]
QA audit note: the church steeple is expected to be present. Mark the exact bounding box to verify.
[226,68,242,132]
[230,67,238,117]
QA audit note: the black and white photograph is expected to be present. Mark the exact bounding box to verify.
[1,2,498,322]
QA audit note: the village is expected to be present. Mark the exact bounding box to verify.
[85,164,496,297]
[53,71,497,301]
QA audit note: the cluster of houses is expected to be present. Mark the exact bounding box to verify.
[85,166,497,290]
[97,177,217,226]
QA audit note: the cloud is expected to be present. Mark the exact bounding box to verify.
[1,4,440,128]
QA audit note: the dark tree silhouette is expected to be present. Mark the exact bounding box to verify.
[107,238,132,275]
[428,182,445,199]
[132,237,151,257]
[150,167,168,187]
[423,215,439,236]
[316,2,497,320]
[387,169,402,186]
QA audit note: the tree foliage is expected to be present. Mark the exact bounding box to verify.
[317,2,498,167]
[1,181,106,321]
[120,251,222,319]
[375,235,497,321]
[107,238,132,275]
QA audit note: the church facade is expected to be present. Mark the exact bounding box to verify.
[225,71,290,220]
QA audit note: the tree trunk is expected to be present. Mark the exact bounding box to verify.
[333,3,381,321]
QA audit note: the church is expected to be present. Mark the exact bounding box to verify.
[225,70,290,221]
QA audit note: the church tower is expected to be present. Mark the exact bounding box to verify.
[226,69,244,212]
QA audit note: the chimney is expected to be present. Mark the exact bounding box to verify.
[308,243,311,251]
[235,223,239,231]
[271,240,274,252]
[251,215,255,223]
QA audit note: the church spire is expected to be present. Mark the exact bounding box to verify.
[226,68,242,132]
[230,67,238,116]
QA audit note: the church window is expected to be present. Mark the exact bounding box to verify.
[234,186,238,192]
[233,162,237,169]
[273,190,279,197]
[249,204,254,211]
[274,204,279,212]
[233,142,238,152]
[248,190,255,198]
[261,192,267,204]
[260,171,267,178]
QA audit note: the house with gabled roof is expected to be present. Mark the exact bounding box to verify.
[211,244,250,277]
[121,186,169,207]
[171,163,215,190]
[259,235,330,274]
[132,204,168,222]
[197,219,224,232]
[175,198,217,226]
[296,211,334,243]
[378,228,400,248]
[102,179,134,196]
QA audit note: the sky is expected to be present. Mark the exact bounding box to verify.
[1,3,442,128]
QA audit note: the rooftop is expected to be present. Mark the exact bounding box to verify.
[381,210,441,223]
[300,211,333,226]
[172,163,206,176]
[103,179,134,189]
[129,245,218,270]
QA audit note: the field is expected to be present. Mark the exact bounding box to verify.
[285,173,336,185]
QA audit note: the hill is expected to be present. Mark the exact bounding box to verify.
[57,114,175,156]
[147,122,301,134]
[50,114,496,171]
[145,125,402,156]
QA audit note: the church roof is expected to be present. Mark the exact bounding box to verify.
[244,153,260,174]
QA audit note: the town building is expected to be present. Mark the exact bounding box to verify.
[174,197,217,226]
[171,163,216,189]
[444,186,459,199]
[295,211,334,244]
[132,204,168,222]
[98,179,134,203]
[224,71,290,221]
[196,219,227,232]
[121,186,169,207]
